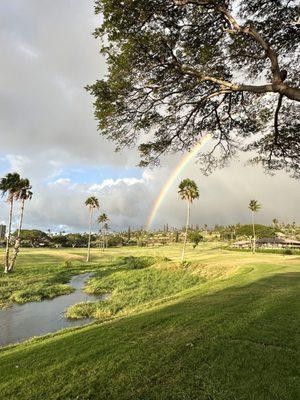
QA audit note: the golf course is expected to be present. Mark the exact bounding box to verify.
[0,243,299,399]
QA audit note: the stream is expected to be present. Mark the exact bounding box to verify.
[0,273,102,347]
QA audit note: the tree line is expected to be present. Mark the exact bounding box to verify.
[1,172,297,271]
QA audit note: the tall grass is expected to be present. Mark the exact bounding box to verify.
[66,256,202,320]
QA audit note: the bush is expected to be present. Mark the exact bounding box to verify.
[64,260,73,268]
[120,256,157,269]
[107,235,124,247]
[235,224,277,239]
[66,302,97,319]
[188,231,204,248]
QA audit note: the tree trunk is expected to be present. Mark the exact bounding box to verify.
[4,198,14,273]
[9,199,25,273]
[181,200,190,262]
[102,225,105,252]
[252,211,256,254]
[86,208,93,262]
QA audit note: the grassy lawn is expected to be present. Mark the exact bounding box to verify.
[0,244,299,399]
[0,248,95,308]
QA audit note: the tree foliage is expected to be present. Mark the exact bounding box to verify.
[85,196,100,209]
[14,230,49,247]
[235,224,276,238]
[88,0,300,177]
[188,231,203,248]
[178,178,199,202]
[249,199,261,213]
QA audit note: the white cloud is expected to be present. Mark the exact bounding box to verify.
[18,43,39,59]
[48,178,71,186]
[5,154,30,173]
[142,170,155,181]
[88,175,151,192]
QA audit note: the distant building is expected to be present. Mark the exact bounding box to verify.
[232,237,300,250]
[256,237,300,249]
[231,240,251,249]
[0,225,6,239]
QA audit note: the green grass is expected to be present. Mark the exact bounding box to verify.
[0,244,299,399]
[66,259,202,320]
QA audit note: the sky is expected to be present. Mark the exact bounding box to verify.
[0,0,299,233]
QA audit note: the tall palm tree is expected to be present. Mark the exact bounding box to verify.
[0,173,21,273]
[249,200,261,253]
[97,213,108,251]
[9,178,33,272]
[85,196,99,262]
[178,179,199,262]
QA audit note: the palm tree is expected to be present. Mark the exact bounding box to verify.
[97,213,108,251]
[249,200,261,253]
[85,196,99,262]
[178,179,199,262]
[9,178,33,272]
[0,173,21,273]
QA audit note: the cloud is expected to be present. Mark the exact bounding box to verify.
[0,0,135,168]
[18,43,39,59]
[49,178,71,186]
[88,172,152,191]
[5,155,30,173]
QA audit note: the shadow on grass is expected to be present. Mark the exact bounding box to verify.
[0,271,299,400]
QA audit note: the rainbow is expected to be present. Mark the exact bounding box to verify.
[146,134,212,230]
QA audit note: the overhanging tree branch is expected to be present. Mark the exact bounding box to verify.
[90,0,300,177]
[174,0,300,101]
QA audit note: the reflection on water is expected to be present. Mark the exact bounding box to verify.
[0,273,101,347]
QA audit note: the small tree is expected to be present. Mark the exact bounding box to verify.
[178,179,199,262]
[85,196,99,262]
[188,231,203,249]
[249,200,261,253]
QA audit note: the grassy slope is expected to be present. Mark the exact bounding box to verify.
[65,258,203,320]
[0,244,299,399]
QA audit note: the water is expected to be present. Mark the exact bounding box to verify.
[0,273,104,347]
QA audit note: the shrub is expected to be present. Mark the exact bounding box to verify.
[64,260,72,268]
[120,256,157,269]
[107,235,124,247]
[66,302,97,319]
[188,231,204,248]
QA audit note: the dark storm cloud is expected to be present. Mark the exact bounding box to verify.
[0,0,130,165]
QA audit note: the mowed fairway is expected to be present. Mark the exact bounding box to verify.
[0,244,299,400]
